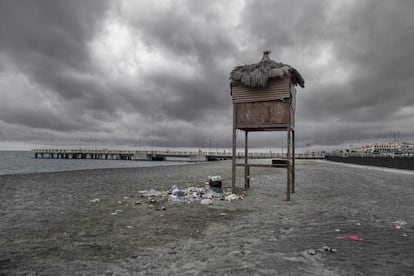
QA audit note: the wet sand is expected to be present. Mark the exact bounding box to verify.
[0,160,413,275]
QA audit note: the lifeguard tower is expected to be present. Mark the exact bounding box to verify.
[230,51,305,201]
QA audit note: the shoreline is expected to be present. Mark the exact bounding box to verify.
[0,160,201,177]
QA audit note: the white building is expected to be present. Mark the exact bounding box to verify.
[346,142,414,156]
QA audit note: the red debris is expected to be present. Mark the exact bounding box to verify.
[349,235,363,241]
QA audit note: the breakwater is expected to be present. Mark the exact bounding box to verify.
[325,155,414,170]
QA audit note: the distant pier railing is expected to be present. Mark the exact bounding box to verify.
[32,149,136,160]
[31,149,325,161]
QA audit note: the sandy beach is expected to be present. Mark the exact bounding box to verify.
[0,160,413,275]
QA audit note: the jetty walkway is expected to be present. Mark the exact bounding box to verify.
[31,149,324,161]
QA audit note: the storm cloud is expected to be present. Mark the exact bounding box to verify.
[1,0,413,151]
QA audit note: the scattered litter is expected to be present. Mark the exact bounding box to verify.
[225,194,239,201]
[136,176,241,206]
[110,209,122,216]
[392,219,407,226]
[123,196,129,199]
[334,228,340,232]
[118,201,122,204]
[171,185,187,197]
[175,190,186,197]
[403,233,408,237]
[140,189,165,197]
[220,212,227,216]
[307,249,316,255]
[200,198,213,205]
[349,235,363,241]
[169,185,219,203]
[356,223,361,226]
[322,245,337,253]
[205,189,223,199]
[147,204,154,209]
[392,220,407,230]
[126,226,134,229]
[161,206,166,211]
[89,198,100,203]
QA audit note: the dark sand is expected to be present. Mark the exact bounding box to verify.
[0,160,413,275]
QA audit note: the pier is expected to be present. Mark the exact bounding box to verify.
[31,149,325,161]
[32,149,135,160]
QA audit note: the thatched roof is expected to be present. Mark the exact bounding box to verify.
[230,51,305,88]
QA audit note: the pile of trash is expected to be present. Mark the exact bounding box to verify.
[169,185,208,203]
[168,175,243,205]
[136,175,243,207]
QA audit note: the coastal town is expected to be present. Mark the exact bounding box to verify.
[332,142,414,157]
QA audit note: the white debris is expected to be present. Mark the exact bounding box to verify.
[169,195,185,203]
[225,194,239,201]
[140,189,165,197]
[110,209,122,216]
[200,198,213,205]
[89,198,100,203]
[392,219,407,226]
[322,245,337,253]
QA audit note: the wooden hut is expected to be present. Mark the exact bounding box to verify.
[230,51,305,201]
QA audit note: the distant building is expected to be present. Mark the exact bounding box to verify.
[368,142,414,155]
[338,142,414,157]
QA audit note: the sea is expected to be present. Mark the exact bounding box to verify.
[0,151,188,176]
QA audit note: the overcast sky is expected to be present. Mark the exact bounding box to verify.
[1,0,413,151]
